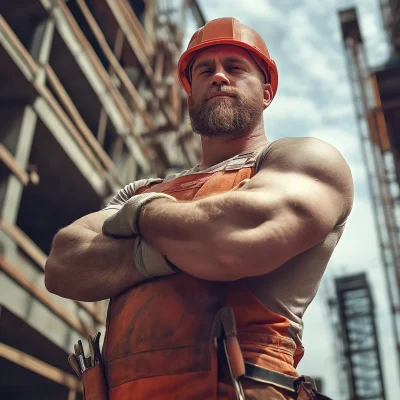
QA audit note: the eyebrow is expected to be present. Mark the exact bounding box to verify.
[192,56,250,74]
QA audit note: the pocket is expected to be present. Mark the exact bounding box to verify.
[82,364,108,400]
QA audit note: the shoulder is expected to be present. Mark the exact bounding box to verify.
[262,137,352,179]
[261,137,354,219]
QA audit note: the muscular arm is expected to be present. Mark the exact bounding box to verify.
[45,209,145,302]
[139,138,354,281]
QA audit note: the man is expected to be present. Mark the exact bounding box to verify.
[45,17,353,400]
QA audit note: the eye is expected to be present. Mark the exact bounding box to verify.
[229,65,242,70]
[199,69,212,75]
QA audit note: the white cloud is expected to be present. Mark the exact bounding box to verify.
[268,94,322,126]
[361,13,380,41]
[198,0,284,22]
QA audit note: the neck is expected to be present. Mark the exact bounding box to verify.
[198,126,268,169]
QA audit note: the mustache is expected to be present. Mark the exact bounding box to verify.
[201,88,238,102]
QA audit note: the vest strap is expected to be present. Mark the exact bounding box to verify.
[244,363,333,399]
[224,151,258,171]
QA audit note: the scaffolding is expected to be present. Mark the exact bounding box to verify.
[0,1,205,398]
[338,5,400,381]
[335,273,386,400]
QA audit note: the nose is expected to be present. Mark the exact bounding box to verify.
[212,65,230,87]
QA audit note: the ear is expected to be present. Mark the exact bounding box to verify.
[263,84,273,110]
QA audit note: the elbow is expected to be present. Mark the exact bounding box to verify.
[44,249,72,297]
[45,256,82,300]
[44,257,61,295]
[44,230,75,298]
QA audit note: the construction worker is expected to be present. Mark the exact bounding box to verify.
[45,17,353,400]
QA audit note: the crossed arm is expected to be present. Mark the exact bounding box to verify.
[45,138,353,301]
[44,210,146,301]
[139,139,353,280]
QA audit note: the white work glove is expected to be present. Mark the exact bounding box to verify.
[102,192,177,237]
[133,236,178,279]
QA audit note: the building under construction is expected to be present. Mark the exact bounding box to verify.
[331,0,400,398]
[0,1,205,398]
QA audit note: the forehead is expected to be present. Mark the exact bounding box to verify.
[192,45,256,68]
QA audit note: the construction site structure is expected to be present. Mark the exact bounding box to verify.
[0,1,205,398]
[338,2,400,371]
[334,273,386,400]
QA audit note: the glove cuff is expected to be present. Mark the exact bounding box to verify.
[133,237,178,279]
[130,192,176,235]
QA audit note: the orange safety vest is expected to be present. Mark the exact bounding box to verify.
[103,152,308,400]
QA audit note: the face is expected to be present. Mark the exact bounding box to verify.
[188,45,271,139]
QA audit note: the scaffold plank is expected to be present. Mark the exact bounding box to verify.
[43,63,115,171]
[0,254,95,336]
[75,0,154,130]
[0,144,30,186]
[0,220,105,325]
[0,342,82,392]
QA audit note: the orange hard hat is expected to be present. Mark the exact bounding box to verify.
[178,17,278,99]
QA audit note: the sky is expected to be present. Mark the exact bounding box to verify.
[183,0,399,398]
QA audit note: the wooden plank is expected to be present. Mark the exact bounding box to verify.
[106,0,181,130]
[75,0,154,130]
[118,0,154,56]
[53,0,152,160]
[43,63,114,171]
[0,15,39,77]
[107,0,154,81]
[0,219,47,268]
[0,342,82,392]
[0,144,30,186]
[0,15,111,187]
[0,220,105,324]
[33,81,106,176]
[0,254,94,336]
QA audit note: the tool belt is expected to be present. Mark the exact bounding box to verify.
[68,332,108,400]
[67,308,333,400]
[214,307,333,400]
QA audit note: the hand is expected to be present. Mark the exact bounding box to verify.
[102,192,177,237]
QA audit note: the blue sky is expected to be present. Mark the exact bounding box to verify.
[185,0,399,398]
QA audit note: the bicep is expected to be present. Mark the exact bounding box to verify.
[241,169,343,248]
[234,142,353,275]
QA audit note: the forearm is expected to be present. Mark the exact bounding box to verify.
[45,225,144,301]
[140,190,268,281]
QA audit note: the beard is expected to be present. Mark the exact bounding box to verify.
[188,86,264,139]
